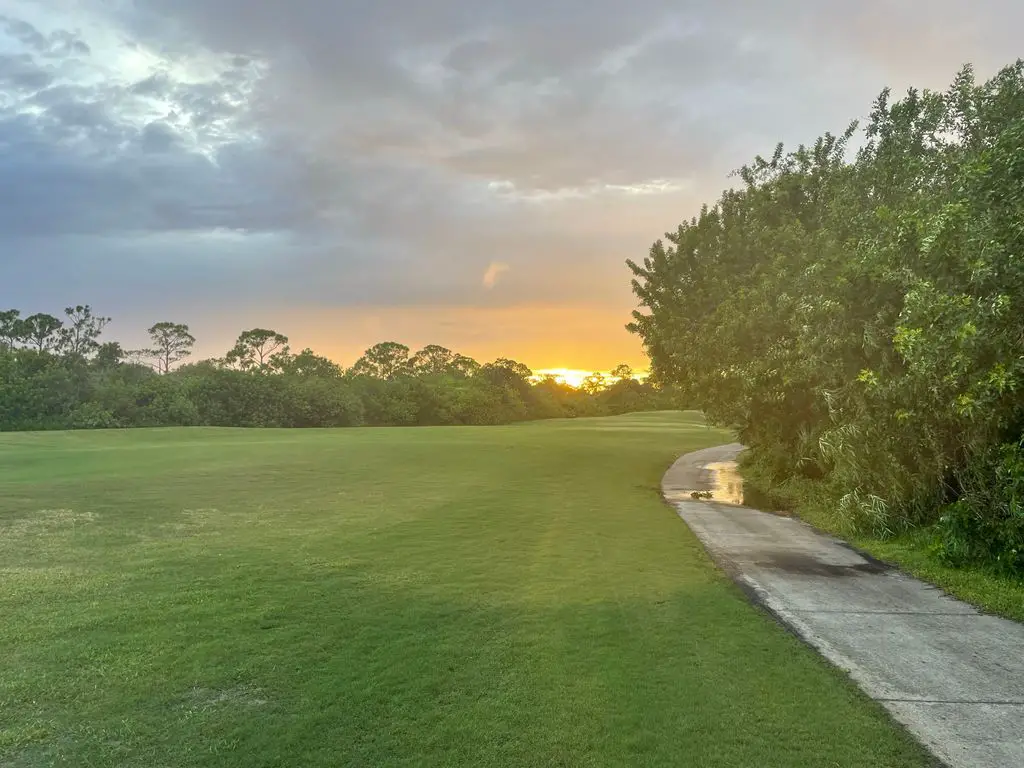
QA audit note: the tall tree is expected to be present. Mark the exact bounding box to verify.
[486,358,533,380]
[147,322,196,374]
[225,328,289,372]
[0,309,22,350]
[410,345,457,376]
[479,358,534,395]
[408,345,481,377]
[21,313,63,352]
[59,305,110,356]
[581,372,609,394]
[350,342,411,380]
[610,363,635,382]
[278,348,342,378]
[93,341,127,370]
[450,354,481,377]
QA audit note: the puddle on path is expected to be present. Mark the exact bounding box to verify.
[675,460,745,505]
[677,459,790,514]
[704,461,745,505]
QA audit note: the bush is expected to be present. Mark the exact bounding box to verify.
[628,60,1024,571]
[935,441,1024,575]
[0,332,670,433]
[68,401,119,429]
[285,377,364,427]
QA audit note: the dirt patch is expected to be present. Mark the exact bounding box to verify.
[183,685,269,710]
[1,509,95,538]
[158,508,223,538]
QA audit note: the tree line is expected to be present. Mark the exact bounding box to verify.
[629,61,1024,574]
[0,305,670,432]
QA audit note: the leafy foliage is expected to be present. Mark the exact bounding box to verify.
[629,61,1024,572]
[20,313,63,352]
[350,341,412,380]
[59,305,110,357]
[935,441,1024,575]
[0,309,22,350]
[145,322,196,373]
[0,306,667,431]
[225,328,290,372]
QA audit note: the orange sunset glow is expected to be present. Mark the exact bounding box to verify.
[533,369,605,388]
[533,368,650,388]
[192,303,651,375]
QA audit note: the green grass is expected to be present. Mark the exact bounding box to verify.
[0,412,932,767]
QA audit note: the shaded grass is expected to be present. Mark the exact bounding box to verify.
[739,454,1024,623]
[0,412,932,766]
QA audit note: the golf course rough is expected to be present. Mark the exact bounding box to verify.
[0,413,933,767]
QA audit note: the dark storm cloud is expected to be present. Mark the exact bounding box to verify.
[0,51,53,90]
[0,102,308,237]
[0,22,309,240]
[0,15,47,50]
[1,15,91,57]
[124,0,1023,186]
[127,0,737,190]
[1,0,1022,344]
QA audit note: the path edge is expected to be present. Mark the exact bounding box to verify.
[660,445,953,768]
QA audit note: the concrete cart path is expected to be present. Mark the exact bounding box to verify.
[663,444,1024,768]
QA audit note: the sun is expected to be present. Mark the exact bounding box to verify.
[531,367,651,389]
[532,368,602,388]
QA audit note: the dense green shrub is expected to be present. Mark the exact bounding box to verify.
[629,61,1024,569]
[936,441,1024,575]
[0,345,665,433]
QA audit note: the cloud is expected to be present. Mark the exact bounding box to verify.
[1,0,1023,365]
[482,261,509,289]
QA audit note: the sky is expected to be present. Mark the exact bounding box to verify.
[0,1,1020,371]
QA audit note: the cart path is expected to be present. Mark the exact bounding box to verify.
[663,444,1024,768]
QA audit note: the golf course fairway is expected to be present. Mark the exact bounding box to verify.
[0,413,932,766]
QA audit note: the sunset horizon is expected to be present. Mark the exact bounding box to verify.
[36,301,650,375]
[4,2,1018,371]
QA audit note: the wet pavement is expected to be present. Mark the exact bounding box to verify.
[663,444,1024,768]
